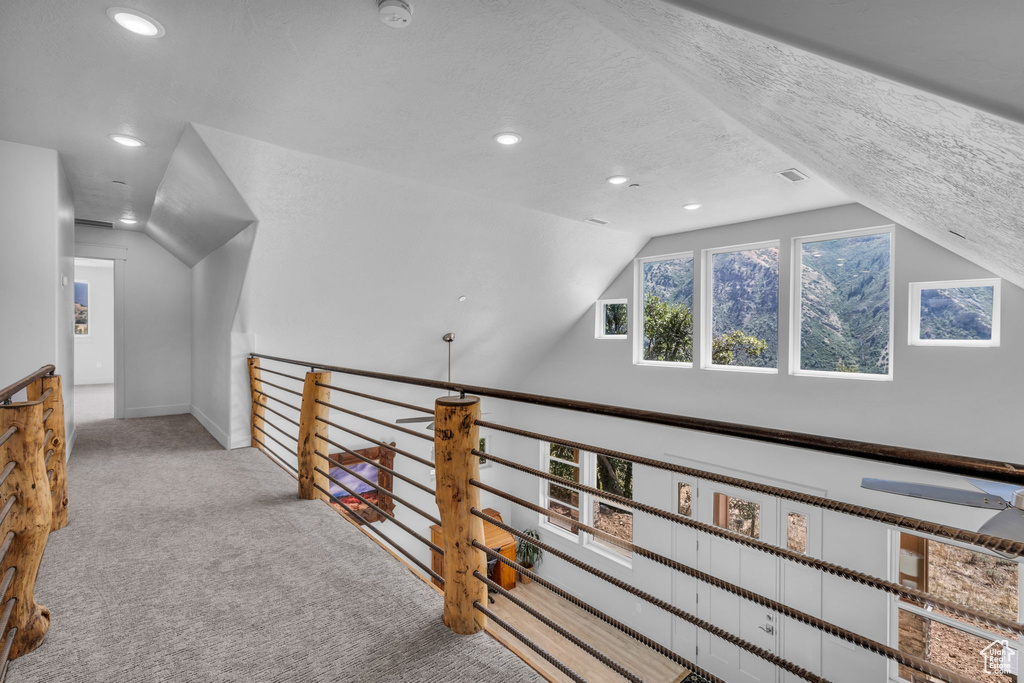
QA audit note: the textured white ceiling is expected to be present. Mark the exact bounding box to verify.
[0,0,846,242]
[574,0,1024,288]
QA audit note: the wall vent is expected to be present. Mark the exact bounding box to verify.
[584,217,610,226]
[776,168,809,183]
[75,218,115,229]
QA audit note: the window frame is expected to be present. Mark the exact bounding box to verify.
[595,298,629,339]
[889,530,1021,682]
[538,442,633,567]
[908,278,1001,347]
[790,224,895,381]
[700,240,780,374]
[634,251,696,368]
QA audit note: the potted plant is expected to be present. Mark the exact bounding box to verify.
[516,528,543,584]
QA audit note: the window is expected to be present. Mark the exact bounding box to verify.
[787,513,807,554]
[703,242,779,371]
[713,492,760,539]
[895,534,1019,682]
[74,281,89,335]
[909,279,1001,347]
[636,252,694,366]
[540,444,633,561]
[595,299,628,339]
[794,227,893,378]
[678,483,693,516]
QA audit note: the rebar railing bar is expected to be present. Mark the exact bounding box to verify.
[313,432,436,496]
[251,353,1023,486]
[474,570,643,683]
[0,627,16,677]
[253,438,299,480]
[473,504,975,683]
[316,382,433,415]
[0,429,14,450]
[0,569,15,618]
[315,450,441,526]
[0,598,14,657]
[474,509,825,683]
[476,423,1024,557]
[44,450,53,468]
[0,464,14,490]
[312,482,444,585]
[42,430,52,449]
[0,500,13,536]
[254,367,306,383]
[41,408,52,424]
[314,415,434,468]
[261,417,299,444]
[473,601,587,683]
[0,533,14,568]
[475,544,722,683]
[0,366,54,403]
[475,451,1024,635]
[315,399,433,443]
[313,466,444,555]
[257,378,303,399]
[254,400,302,428]
[253,424,295,456]
[253,390,302,413]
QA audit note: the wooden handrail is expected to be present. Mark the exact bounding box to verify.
[251,353,1024,485]
[0,366,55,404]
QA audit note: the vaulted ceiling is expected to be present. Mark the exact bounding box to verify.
[0,0,1021,286]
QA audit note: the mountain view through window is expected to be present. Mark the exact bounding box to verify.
[710,246,778,368]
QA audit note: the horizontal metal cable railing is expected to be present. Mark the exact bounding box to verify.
[248,353,1019,683]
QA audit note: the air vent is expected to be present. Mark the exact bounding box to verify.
[776,168,809,183]
[74,219,115,229]
[584,217,610,226]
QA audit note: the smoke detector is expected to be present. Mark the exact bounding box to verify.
[378,0,412,27]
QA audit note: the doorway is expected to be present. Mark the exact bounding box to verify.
[73,257,116,422]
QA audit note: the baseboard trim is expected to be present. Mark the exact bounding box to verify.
[67,426,78,459]
[124,404,191,419]
[190,405,230,449]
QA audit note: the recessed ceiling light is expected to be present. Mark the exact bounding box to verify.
[107,7,165,37]
[109,134,145,147]
[683,203,702,210]
[606,175,629,185]
[120,217,137,225]
[493,133,522,146]
[458,295,467,302]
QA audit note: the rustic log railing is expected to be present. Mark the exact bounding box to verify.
[0,365,71,678]
[249,353,1019,683]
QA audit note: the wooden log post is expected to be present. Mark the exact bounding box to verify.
[248,358,266,448]
[27,375,68,532]
[0,401,53,659]
[297,372,331,500]
[434,395,486,635]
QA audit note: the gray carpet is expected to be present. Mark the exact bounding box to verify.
[73,384,114,424]
[9,414,543,682]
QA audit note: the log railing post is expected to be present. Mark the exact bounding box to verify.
[0,400,53,659]
[434,395,486,634]
[27,375,67,532]
[248,358,265,448]
[297,372,331,500]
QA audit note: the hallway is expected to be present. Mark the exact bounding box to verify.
[9,414,542,682]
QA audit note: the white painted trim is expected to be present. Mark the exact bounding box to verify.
[700,240,780,373]
[113,259,126,419]
[76,243,127,260]
[790,224,895,381]
[633,251,695,367]
[191,405,230,449]
[124,403,190,419]
[595,298,628,339]
[908,278,1001,347]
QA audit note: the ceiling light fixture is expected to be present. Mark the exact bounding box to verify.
[607,175,629,185]
[493,132,522,146]
[458,295,467,302]
[120,217,137,225]
[106,8,165,37]
[683,203,702,210]
[109,134,145,147]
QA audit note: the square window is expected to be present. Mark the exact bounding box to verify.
[636,253,694,365]
[596,299,628,339]
[794,228,893,378]
[713,492,760,539]
[703,242,779,370]
[909,279,1000,347]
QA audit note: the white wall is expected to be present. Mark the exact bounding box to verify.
[0,139,75,452]
[73,260,114,385]
[191,223,256,448]
[496,203,1024,682]
[75,227,192,418]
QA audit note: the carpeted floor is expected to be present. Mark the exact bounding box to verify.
[9,414,543,682]
[73,384,114,424]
